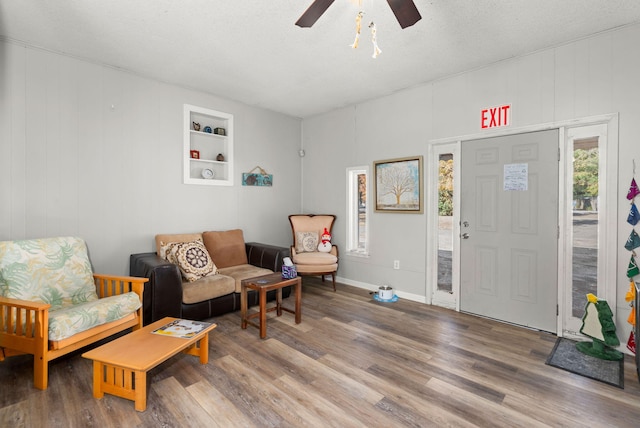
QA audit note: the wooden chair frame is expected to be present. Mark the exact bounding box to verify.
[0,274,147,390]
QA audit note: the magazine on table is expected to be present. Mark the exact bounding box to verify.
[152,319,213,339]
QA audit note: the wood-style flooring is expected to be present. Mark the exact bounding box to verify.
[1,277,639,427]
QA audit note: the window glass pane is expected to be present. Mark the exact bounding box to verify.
[572,138,599,318]
[357,173,367,250]
[438,154,453,292]
[347,167,368,254]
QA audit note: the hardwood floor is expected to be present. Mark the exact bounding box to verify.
[2,278,640,427]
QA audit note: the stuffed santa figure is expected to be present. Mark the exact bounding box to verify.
[317,228,332,252]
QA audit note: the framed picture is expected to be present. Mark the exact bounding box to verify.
[374,156,423,213]
[190,150,200,159]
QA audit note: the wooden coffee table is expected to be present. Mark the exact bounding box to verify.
[241,272,302,339]
[82,317,216,411]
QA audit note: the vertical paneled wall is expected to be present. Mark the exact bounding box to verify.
[0,40,303,274]
[302,23,640,316]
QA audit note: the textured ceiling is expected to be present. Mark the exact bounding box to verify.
[2,1,640,118]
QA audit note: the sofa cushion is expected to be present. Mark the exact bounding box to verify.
[0,237,98,311]
[202,229,248,268]
[181,274,236,304]
[217,264,274,293]
[48,291,141,341]
[155,233,202,257]
[292,251,338,266]
[295,231,318,253]
[162,239,217,282]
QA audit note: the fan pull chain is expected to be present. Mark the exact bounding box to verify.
[350,11,363,48]
[369,21,382,58]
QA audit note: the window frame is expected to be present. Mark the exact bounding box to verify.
[346,166,370,256]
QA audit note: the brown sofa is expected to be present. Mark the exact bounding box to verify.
[129,229,290,325]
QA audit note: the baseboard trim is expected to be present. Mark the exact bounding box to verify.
[335,276,427,304]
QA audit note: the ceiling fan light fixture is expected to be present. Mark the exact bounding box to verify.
[295,0,421,29]
[369,21,382,58]
[349,11,364,49]
[296,0,422,59]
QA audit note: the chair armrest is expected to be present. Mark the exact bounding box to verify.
[129,252,183,325]
[93,274,147,299]
[0,296,50,312]
[245,242,290,272]
[93,274,147,329]
[0,296,49,352]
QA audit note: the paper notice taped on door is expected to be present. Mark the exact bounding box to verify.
[504,163,528,191]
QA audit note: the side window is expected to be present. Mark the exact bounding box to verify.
[347,166,369,255]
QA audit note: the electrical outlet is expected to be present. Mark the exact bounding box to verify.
[393,260,400,270]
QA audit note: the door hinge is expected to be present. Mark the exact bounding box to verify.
[557,304,559,316]
[558,148,561,161]
[557,225,560,239]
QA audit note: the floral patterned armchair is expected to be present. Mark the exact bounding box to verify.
[0,236,146,390]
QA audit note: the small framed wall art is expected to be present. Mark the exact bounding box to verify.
[190,150,200,159]
[374,156,423,213]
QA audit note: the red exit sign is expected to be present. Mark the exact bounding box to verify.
[481,104,511,129]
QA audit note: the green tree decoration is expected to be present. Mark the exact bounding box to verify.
[577,293,624,360]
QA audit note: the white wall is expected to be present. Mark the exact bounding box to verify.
[2,23,639,339]
[0,40,303,274]
[302,24,640,337]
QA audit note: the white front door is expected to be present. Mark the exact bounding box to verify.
[460,130,559,332]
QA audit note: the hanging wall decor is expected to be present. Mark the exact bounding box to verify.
[626,160,638,354]
[242,166,273,187]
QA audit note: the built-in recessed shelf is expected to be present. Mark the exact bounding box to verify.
[183,104,234,186]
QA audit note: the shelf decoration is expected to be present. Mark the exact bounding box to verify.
[626,160,639,354]
[242,166,272,187]
[190,150,200,159]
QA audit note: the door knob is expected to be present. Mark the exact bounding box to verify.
[462,221,469,227]
[462,233,470,239]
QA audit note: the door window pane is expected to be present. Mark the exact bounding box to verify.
[438,154,453,292]
[572,138,599,318]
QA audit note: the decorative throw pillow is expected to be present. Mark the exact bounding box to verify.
[202,229,248,269]
[158,240,170,259]
[162,240,217,282]
[296,231,318,253]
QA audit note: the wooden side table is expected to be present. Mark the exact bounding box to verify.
[241,273,302,339]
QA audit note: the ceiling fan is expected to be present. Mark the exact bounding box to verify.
[295,0,422,29]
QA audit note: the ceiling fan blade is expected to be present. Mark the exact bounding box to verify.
[295,0,336,28]
[386,0,422,29]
